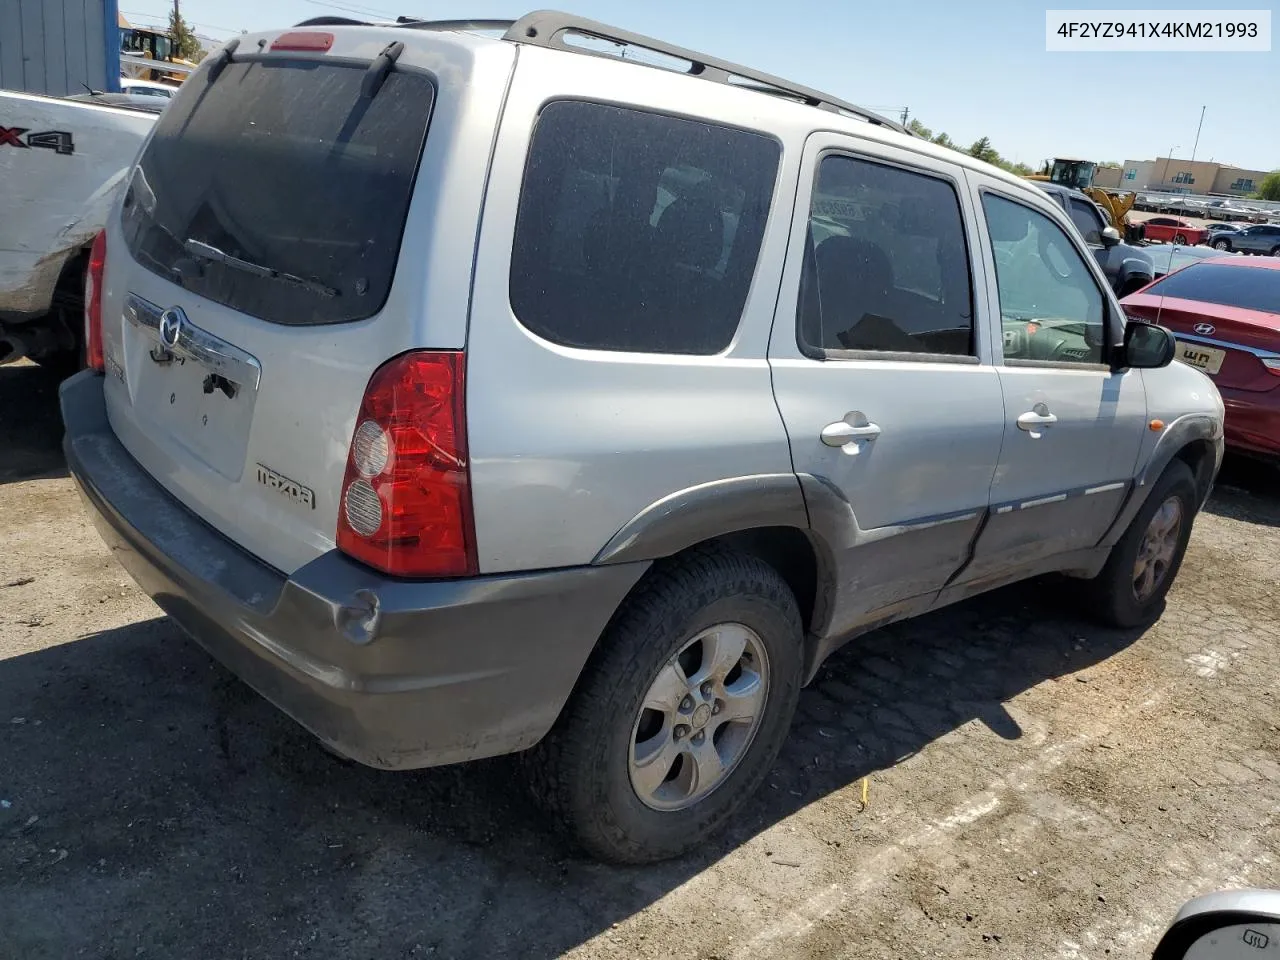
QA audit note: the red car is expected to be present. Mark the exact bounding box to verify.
[1140,217,1209,246]
[1122,257,1280,460]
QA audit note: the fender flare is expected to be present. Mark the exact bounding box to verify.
[1099,413,1223,548]
[591,473,810,565]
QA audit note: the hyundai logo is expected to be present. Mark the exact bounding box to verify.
[159,307,185,348]
[1193,322,1216,336]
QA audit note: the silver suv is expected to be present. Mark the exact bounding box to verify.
[62,11,1224,863]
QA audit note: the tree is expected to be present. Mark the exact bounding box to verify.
[906,119,933,140]
[967,136,1000,165]
[1258,170,1280,202]
[931,132,956,150]
[168,10,205,63]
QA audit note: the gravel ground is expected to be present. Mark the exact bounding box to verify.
[2,360,1278,960]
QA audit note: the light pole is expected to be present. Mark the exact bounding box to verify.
[1190,106,1206,163]
[1162,146,1179,188]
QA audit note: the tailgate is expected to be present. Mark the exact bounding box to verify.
[96,29,512,575]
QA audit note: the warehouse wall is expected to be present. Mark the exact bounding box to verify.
[0,0,119,96]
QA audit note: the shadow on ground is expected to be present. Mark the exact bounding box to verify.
[1,589,1144,959]
[0,362,68,484]
[1,360,1273,958]
[1204,454,1279,528]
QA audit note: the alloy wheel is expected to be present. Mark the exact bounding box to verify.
[629,623,769,811]
[1132,496,1184,603]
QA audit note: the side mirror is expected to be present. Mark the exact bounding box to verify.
[1100,226,1122,248]
[1121,319,1176,369]
[1152,889,1280,959]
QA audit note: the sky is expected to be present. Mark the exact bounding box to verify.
[117,0,1279,173]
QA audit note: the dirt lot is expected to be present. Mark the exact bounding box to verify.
[2,359,1279,960]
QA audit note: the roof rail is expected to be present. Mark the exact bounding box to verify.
[396,17,517,34]
[502,9,909,134]
[292,15,516,32]
[294,16,370,27]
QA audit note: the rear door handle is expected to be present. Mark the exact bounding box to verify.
[1016,406,1058,438]
[821,418,882,450]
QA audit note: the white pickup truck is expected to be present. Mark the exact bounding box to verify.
[1,90,158,371]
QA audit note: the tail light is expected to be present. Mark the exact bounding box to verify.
[85,230,106,372]
[1263,357,1280,377]
[336,351,477,578]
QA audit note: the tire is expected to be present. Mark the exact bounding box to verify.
[1270,247,1280,258]
[524,547,804,863]
[1212,239,1232,251]
[1172,233,1187,245]
[1086,460,1198,629]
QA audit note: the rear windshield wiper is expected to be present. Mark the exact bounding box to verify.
[183,239,339,299]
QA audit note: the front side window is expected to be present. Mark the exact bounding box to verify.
[509,101,780,355]
[797,154,975,357]
[982,194,1107,366]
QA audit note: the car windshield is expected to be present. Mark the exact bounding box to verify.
[1145,262,1280,314]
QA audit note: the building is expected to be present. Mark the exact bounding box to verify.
[1118,158,1269,197]
[0,0,120,95]
[1092,166,1124,190]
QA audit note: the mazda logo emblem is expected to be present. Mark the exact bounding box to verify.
[1193,322,1216,336]
[159,308,185,348]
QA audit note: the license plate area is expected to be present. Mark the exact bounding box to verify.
[1175,340,1226,376]
[123,295,261,481]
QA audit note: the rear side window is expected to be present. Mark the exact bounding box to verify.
[798,154,975,357]
[1144,263,1279,314]
[510,101,780,355]
[121,60,435,325]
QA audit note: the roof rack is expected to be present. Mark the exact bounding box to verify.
[292,15,516,32]
[502,10,909,134]
[289,8,907,133]
[396,17,517,33]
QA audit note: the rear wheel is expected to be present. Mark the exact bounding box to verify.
[524,547,804,863]
[1270,246,1280,257]
[1172,233,1188,245]
[1212,239,1232,251]
[1086,460,1197,628]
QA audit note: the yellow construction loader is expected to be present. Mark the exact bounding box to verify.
[1024,157,1139,237]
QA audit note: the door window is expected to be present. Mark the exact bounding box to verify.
[797,155,975,358]
[982,194,1107,365]
[1067,198,1104,245]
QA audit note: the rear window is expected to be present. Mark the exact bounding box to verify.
[1146,263,1280,315]
[121,59,435,325]
[509,101,780,355]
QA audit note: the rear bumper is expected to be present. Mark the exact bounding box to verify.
[1222,388,1280,459]
[61,372,649,769]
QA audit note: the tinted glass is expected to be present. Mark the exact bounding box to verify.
[982,194,1106,364]
[1144,263,1280,314]
[798,155,974,357]
[122,60,435,326]
[510,101,779,355]
[1068,199,1103,244]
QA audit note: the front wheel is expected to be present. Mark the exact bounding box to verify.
[524,548,804,863]
[1172,233,1188,245]
[1085,460,1198,628]
[1270,246,1280,258]
[1212,239,1232,251]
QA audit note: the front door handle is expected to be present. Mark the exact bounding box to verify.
[1016,405,1058,439]
[821,417,882,451]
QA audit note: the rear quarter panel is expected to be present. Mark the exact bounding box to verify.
[465,48,803,574]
